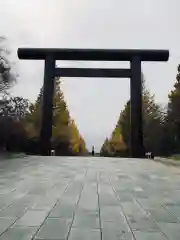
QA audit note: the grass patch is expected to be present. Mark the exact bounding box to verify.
[0,152,27,160]
[168,154,180,161]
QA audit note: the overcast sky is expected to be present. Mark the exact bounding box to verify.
[0,0,179,151]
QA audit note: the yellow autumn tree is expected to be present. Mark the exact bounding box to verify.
[24,78,87,155]
[100,124,127,157]
[69,119,87,155]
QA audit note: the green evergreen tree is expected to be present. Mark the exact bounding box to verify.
[25,78,87,155]
[167,64,180,153]
[101,74,165,156]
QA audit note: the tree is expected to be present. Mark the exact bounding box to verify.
[0,97,29,120]
[100,138,110,156]
[100,125,127,157]
[167,64,180,153]
[25,78,87,155]
[0,37,18,152]
[118,101,131,151]
[141,80,164,155]
[0,96,29,152]
[78,136,87,155]
[101,74,166,157]
[51,78,72,155]
[0,37,15,97]
[108,124,127,156]
[69,119,87,155]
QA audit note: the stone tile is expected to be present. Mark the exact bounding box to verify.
[147,208,178,223]
[0,227,37,240]
[50,203,76,219]
[119,195,134,203]
[68,228,101,240]
[102,229,134,240]
[0,217,16,235]
[133,231,167,240]
[99,194,119,206]
[35,218,72,240]
[73,210,99,229]
[137,199,163,210]
[0,196,14,211]
[165,206,180,220]
[0,204,27,218]
[100,206,129,233]
[127,216,159,232]
[114,191,133,202]
[134,191,149,199]
[157,222,180,240]
[65,183,82,197]
[100,206,125,223]
[78,192,98,211]
[121,202,146,219]
[15,210,48,227]
[31,197,57,211]
[101,220,128,231]
[60,192,81,206]
[163,200,180,207]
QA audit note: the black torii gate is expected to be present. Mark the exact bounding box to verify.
[18,48,169,158]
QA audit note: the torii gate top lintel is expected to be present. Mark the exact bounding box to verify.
[18,48,169,62]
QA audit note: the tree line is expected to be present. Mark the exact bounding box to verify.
[100,70,180,158]
[0,38,87,156]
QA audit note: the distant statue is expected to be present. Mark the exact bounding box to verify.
[92,146,95,156]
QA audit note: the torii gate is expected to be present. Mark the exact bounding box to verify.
[18,48,169,158]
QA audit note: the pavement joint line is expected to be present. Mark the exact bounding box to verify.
[31,176,77,240]
[108,178,136,240]
[160,203,180,223]
[66,168,88,240]
[0,203,13,213]
[96,171,102,240]
[134,198,170,240]
[0,207,30,238]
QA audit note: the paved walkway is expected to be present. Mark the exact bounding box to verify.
[0,157,180,239]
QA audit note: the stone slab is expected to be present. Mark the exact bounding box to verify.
[0,227,37,240]
[0,217,16,235]
[15,210,48,227]
[35,218,72,240]
[68,228,101,240]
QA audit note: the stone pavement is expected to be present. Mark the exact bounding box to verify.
[0,156,180,239]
